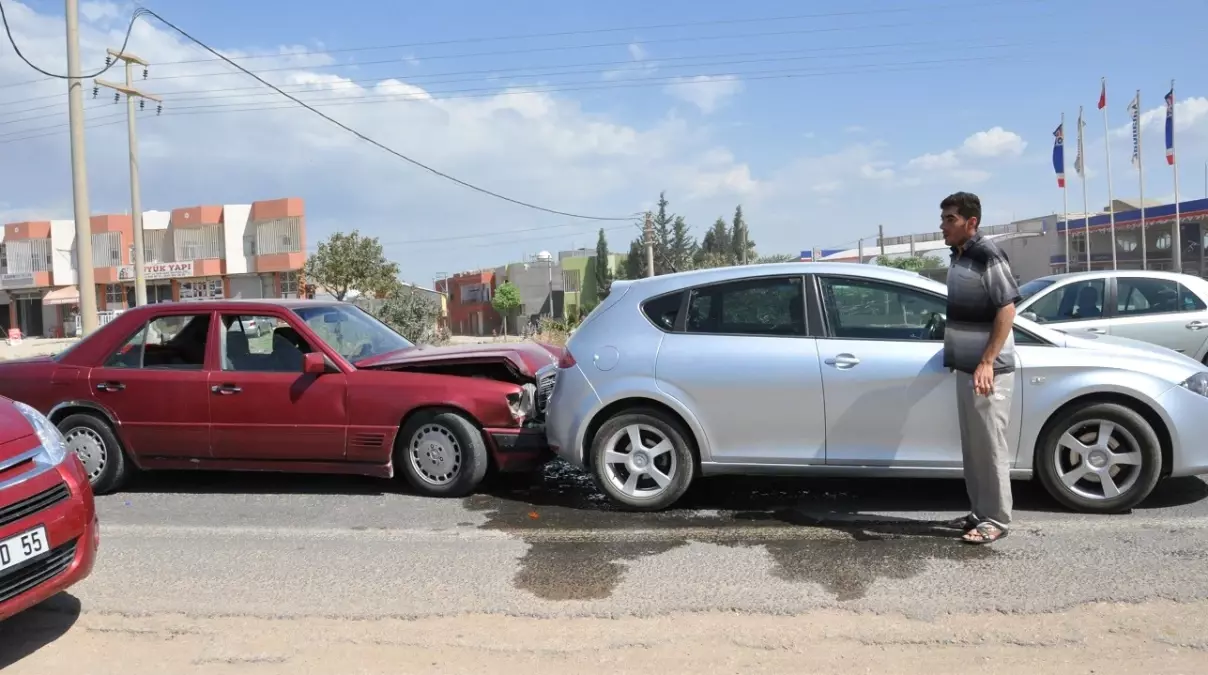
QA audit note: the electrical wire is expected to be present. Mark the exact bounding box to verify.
[0,1,143,79]
[159,0,1040,66]
[0,53,1041,143]
[0,36,1040,112]
[128,8,634,222]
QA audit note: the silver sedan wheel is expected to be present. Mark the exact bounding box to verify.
[64,427,107,482]
[1054,419,1144,500]
[601,423,677,498]
[408,424,462,486]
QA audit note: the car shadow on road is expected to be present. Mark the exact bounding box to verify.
[0,593,81,669]
[119,470,394,496]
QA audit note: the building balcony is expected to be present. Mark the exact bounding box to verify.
[246,198,306,273]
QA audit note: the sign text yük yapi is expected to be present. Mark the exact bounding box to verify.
[117,261,195,281]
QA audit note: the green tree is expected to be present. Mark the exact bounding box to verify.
[876,254,942,272]
[491,281,522,336]
[624,236,646,279]
[730,205,755,264]
[756,253,799,263]
[372,286,447,345]
[593,228,614,300]
[304,230,399,301]
[666,215,697,273]
[651,192,675,275]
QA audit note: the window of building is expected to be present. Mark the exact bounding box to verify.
[243,234,256,257]
[685,276,805,337]
[103,313,211,370]
[818,276,946,340]
[562,270,581,293]
[249,217,303,256]
[105,284,125,305]
[174,225,224,261]
[179,278,225,302]
[280,271,299,298]
[90,232,122,268]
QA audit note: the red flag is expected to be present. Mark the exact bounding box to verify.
[1097,80,1106,110]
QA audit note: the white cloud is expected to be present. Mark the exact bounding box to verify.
[907,151,959,171]
[79,1,122,23]
[627,43,647,61]
[960,126,1027,158]
[845,125,866,134]
[663,75,743,114]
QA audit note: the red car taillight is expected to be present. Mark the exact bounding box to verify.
[558,350,576,369]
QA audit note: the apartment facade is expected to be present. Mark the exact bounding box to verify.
[558,248,626,319]
[0,197,306,338]
[440,269,501,336]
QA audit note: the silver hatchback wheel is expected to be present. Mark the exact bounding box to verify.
[64,426,107,482]
[601,423,677,498]
[408,423,463,486]
[1054,418,1144,500]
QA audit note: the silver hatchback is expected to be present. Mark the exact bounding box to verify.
[542,263,1208,512]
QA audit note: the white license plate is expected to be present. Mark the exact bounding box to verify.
[0,526,49,573]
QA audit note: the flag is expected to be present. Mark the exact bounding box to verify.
[1074,110,1086,177]
[1127,94,1141,167]
[1165,87,1175,166]
[1098,80,1106,110]
[1052,123,1065,187]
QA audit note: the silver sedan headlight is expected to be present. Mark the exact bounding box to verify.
[1180,372,1208,398]
[14,401,69,464]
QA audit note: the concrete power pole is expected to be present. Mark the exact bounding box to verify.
[65,0,98,335]
[643,212,654,278]
[96,49,161,307]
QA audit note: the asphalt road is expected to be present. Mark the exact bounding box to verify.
[4,462,1208,672]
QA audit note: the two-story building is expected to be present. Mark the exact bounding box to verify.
[440,269,501,336]
[0,197,307,338]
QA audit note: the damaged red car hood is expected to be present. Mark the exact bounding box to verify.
[356,341,561,378]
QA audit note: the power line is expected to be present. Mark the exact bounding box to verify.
[122,8,634,222]
[0,1,141,79]
[0,36,1042,112]
[154,0,1044,66]
[0,53,1043,143]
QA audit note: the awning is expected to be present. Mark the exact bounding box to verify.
[43,286,79,306]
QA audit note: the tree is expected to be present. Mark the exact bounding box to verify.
[756,253,799,263]
[730,205,755,264]
[491,281,522,335]
[304,230,399,301]
[876,254,942,272]
[651,192,675,275]
[624,236,646,279]
[372,286,447,345]
[593,228,614,300]
[666,215,697,273]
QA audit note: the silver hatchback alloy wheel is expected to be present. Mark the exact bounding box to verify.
[1053,418,1144,501]
[601,423,677,498]
[408,423,463,486]
[64,426,107,482]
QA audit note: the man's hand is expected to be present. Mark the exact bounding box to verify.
[974,361,995,397]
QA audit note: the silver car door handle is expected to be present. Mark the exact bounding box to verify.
[1085,327,1106,334]
[824,354,860,369]
[1187,320,1208,330]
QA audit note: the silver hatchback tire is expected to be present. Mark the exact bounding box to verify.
[589,408,696,511]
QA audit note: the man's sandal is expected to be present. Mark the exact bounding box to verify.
[942,514,976,530]
[961,521,1008,544]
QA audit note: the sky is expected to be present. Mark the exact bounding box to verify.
[1,0,1207,286]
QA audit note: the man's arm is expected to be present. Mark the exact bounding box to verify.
[980,255,1021,366]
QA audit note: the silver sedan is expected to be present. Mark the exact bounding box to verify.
[541,263,1208,512]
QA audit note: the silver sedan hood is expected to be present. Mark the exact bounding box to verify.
[1059,331,1206,370]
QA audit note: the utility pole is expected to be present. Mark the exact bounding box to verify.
[65,0,98,335]
[878,224,885,257]
[643,212,654,278]
[95,49,161,307]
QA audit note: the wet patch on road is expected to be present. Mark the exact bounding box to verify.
[466,462,997,602]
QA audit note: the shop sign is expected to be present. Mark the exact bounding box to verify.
[117,261,195,281]
[0,272,36,290]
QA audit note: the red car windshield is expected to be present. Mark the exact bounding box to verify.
[292,304,413,363]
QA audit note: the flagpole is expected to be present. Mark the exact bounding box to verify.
[1136,90,1147,270]
[1170,79,1182,273]
[1101,78,1118,270]
[1079,106,1091,270]
[1061,112,1070,273]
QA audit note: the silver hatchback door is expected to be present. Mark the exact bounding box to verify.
[654,275,827,466]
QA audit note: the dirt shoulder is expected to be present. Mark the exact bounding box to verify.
[6,599,1208,674]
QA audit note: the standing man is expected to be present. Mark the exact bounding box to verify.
[939,191,1019,545]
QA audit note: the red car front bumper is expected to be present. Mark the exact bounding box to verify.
[0,450,98,622]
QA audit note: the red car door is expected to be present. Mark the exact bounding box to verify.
[208,312,349,461]
[86,310,215,459]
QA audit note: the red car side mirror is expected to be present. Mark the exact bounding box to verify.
[302,352,326,375]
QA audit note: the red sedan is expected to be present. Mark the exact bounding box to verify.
[0,395,98,622]
[0,300,559,497]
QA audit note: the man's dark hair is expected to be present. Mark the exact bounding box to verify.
[940,191,982,227]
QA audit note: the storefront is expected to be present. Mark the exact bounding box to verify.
[1,272,42,337]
